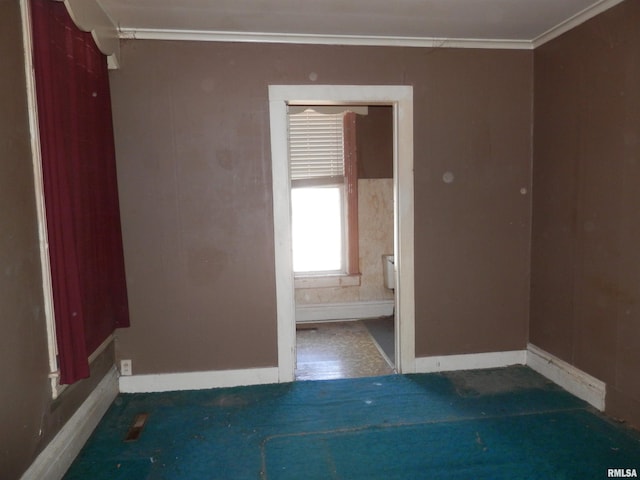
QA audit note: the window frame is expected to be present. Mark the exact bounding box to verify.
[291,181,346,275]
[288,109,360,286]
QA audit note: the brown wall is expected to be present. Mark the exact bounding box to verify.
[357,106,393,179]
[110,40,533,373]
[0,3,116,478]
[531,0,640,426]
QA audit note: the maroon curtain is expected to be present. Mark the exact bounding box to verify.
[31,0,130,384]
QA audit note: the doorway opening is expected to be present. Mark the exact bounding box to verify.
[269,85,415,383]
[290,104,394,380]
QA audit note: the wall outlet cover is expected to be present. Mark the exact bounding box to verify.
[120,359,132,376]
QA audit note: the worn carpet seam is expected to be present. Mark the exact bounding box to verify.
[258,405,591,476]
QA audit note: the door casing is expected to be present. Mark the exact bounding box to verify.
[268,85,415,382]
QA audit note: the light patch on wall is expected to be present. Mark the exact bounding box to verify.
[442,171,455,184]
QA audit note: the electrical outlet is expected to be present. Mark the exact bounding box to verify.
[120,359,132,376]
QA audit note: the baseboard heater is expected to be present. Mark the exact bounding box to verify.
[296,300,394,323]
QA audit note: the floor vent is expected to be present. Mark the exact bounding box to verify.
[124,413,149,442]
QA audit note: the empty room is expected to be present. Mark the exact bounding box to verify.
[2,0,639,478]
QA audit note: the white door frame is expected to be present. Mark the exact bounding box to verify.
[269,85,415,382]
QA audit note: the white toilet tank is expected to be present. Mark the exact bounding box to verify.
[382,254,395,289]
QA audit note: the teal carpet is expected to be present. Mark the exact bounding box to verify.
[64,367,640,479]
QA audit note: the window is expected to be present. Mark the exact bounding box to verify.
[288,108,359,279]
[291,186,343,272]
[30,0,130,390]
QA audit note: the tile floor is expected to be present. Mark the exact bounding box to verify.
[295,320,395,381]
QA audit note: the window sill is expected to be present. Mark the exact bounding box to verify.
[294,273,361,289]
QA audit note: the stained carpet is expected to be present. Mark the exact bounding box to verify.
[63,366,640,479]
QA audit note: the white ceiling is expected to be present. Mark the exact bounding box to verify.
[98,0,620,46]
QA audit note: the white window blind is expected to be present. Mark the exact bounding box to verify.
[288,109,345,181]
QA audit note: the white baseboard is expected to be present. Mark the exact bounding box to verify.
[119,366,280,393]
[415,350,527,373]
[296,300,394,323]
[414,346,606,411]
[21,366,119,480]
[19,343,606,479]
[526,343,606,411]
